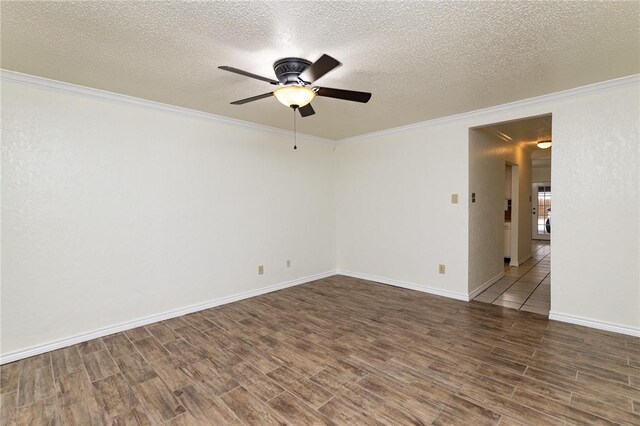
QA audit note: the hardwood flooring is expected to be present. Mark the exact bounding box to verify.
[2,275,639,425]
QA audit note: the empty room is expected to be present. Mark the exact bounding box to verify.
[1,1,639,425]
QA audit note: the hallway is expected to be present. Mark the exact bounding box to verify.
[473,241,551,315]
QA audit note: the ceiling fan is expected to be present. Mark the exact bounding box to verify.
[218,54,372,117]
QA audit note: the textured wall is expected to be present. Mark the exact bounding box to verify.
[532,166,552,183]
[2,77,639,360]
[1,82,336,355]
[468,129,532,293]
[336,80,639,330]
[335,124,469,297]
[551,85,639,328]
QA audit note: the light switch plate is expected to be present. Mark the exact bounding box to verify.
[451,194,458,204]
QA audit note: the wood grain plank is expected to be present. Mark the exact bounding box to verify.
[125,327,151,341]
[317,396,378,425]
[103,333,137,359]
[570,392,640,424]
[50,346,84,380]
[132,336,170,362]
[267,391,335,425]
[267,366,333,409]
[0,391,17,425]
[111,406,152,425]
[175,384,237,424]
[77,339,107,355]
[15,397,61,425]
[92,373,139,418]
[8,276,640,425]
[132,377,185,424]
[17,366,55,407]
[228,362,284,402]
[0,363,21,394]
[20,353,51,370]
[149,357,192,391]
[82,349,119,382]
[220,386,284,426]
[145,323,179,344]
[185,360,239,396]
[512,388,616,425]
[114,351,158,386]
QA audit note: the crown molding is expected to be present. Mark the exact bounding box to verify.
[0,70,335,146]
[3,69,638,145]
[337,74,640,144]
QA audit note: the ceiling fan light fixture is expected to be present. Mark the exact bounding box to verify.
[274,85,316,108]
[537,139,552,149]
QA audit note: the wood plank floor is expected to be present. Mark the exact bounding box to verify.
[2,275,639,425]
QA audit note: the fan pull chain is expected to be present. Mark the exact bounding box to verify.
[293,106,298,150]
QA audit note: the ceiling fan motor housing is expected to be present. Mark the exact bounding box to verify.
[273,58,312,85]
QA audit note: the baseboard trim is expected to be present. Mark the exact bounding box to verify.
[511,253,532,267]
[468,271,505,300]
[0,270,337,365]
[549,312,640,337]
[337,270,469,302]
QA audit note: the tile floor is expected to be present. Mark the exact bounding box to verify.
[473,241,551,315]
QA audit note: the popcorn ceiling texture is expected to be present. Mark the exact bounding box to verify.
[1,1,638,139]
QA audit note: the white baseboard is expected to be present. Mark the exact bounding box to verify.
[468,271,505,300]
[337,270,469,301]
[0,270,337,365]
[511,253,532,267]
[549,311,640,337]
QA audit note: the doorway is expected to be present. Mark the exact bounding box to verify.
[504,162,519,265]
[469,113,552,316]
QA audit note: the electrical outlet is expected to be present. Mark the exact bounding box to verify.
[451,194,458,204]
[286,260,291,268]
[258,265,264,275]
[439,264,446,274]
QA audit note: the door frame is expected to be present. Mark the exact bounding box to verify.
[532,181,551,241]
[507,162,520,266]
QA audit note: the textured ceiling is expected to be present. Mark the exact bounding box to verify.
[2,1,638,140]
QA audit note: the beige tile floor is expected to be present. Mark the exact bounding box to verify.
[473,241,551,315]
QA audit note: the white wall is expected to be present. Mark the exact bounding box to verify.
[468,129,532,293]
[505,165,513,199]
[532,166,551,182]
[1,81,336,357]
[532,158,552,182]
[335,125,470,298]
[336,78,639,332]
[551,85,639,330]
[2,74,639,361]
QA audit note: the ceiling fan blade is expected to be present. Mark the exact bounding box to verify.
[230,92,274,105]
[298,103,315,117]
[218,66,279,85]
[299,54,342,83]
[316,87,372,103]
